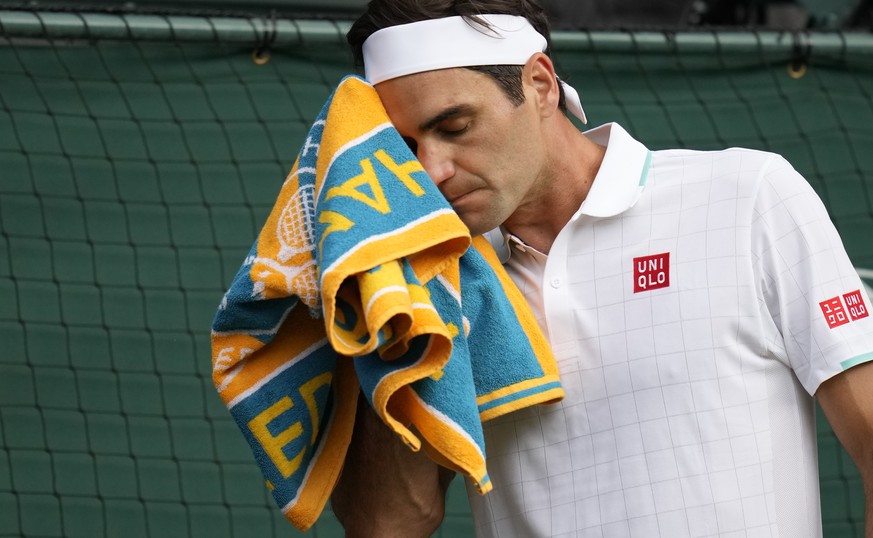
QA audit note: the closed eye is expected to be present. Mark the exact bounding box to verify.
[440,123,470,137]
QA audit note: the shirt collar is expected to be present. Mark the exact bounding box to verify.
[484,122,652,262]
[483,227,513,263]
[574,122,652,219]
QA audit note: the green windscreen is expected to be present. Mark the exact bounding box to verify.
[1,10,871,537]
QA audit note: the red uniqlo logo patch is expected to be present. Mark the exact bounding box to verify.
[634,252,670,293]
[843,290,869,321]
[820,297,850,329]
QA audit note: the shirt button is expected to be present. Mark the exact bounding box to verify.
[550,277,562,288]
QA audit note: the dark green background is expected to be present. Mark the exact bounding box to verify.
[0,11,871,537]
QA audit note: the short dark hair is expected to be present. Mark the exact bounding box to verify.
[347,0,565,110]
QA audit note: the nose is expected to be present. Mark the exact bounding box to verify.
[416,142,455,186]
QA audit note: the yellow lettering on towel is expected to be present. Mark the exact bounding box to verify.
[299,372,332,446]
[373,149,425,196]
[446,322,459,339]
[316,148,429,251]
[248,373,334,480]
[248,397,304,479]
[323,150,426,219]
[318,210,354,251]
[326,158,391,214]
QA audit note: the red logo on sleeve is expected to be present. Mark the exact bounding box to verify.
[843,290,869,321]
[820,296,850,329]
[634,253,670,293]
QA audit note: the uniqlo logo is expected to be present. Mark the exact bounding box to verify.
[843,290,869,321]
[633,252,670,293]
[820,297,850,329]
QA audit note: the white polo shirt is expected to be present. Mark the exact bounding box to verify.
[469,123,873,537]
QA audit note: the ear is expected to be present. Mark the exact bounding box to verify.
[523,52,560,117]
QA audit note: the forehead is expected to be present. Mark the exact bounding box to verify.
[374,67,503,129]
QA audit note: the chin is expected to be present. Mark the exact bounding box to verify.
[461,221,492,238]
[455,208,500,238]
[455,218,477,236]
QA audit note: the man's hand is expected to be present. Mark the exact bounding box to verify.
[817,360,873,538]
[331,396,455,538]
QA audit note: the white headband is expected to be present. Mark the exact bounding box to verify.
[362,14,586,124]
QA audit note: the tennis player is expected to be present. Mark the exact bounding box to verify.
[332,1,873,537]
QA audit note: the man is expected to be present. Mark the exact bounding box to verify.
[332,1,873,536]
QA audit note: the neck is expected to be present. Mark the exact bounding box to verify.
[504,119,605,254]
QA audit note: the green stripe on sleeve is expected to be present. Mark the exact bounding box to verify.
[840,352,873,371]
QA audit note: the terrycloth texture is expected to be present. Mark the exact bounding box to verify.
[211,75,563,531]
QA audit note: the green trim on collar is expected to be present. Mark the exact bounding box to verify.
[639,150,653,187]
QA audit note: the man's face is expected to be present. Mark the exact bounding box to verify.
[375,67,547,236]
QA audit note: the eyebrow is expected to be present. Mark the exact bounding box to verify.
[419,104,475,132]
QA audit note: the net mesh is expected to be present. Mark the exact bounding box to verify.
[1,10,871,537]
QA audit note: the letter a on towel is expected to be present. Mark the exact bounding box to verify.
[211,75,563,531]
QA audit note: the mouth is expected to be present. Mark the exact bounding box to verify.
[444,187,479,206]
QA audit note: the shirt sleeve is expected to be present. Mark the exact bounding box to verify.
[751,154,873,396]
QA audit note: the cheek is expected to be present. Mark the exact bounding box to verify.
[497,139,538,183]
[499,118,539,160]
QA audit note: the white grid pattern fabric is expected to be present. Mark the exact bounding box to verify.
[469,123,873,537]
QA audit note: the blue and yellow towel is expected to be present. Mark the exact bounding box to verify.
[210,75,563,531]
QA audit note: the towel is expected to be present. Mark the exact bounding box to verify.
[210,75,563,531]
